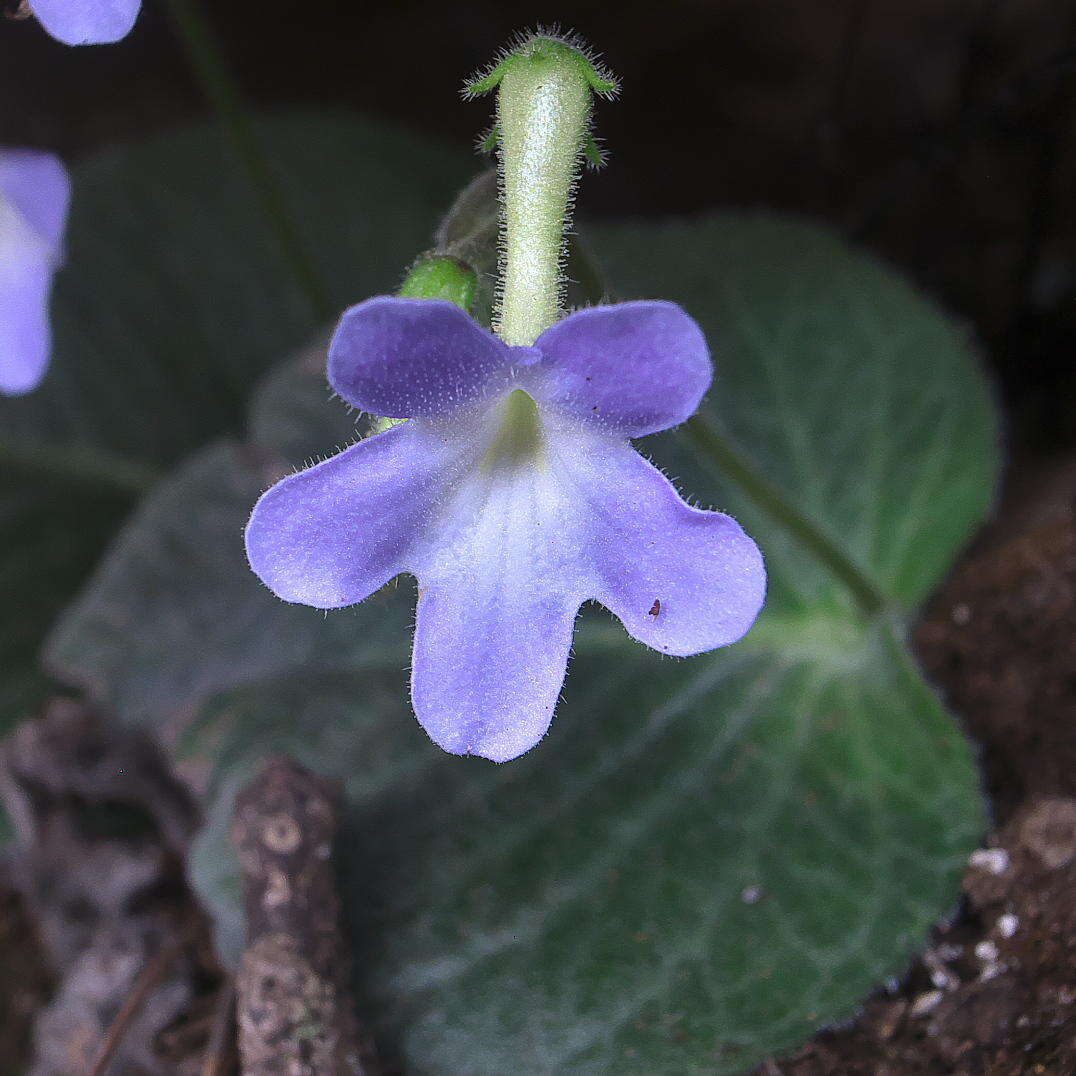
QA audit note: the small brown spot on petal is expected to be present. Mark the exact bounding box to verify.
[648,599,661,616]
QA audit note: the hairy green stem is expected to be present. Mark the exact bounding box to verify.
[164,0,332,323]
[494,43,594,344]
[683,414,888,617]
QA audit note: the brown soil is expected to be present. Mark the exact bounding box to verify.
[918,499,1076,823]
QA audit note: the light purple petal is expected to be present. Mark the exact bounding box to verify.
[557,437,766,656]
[328,296,512,417]
[29,0,140,44]
[405,417,763,761]
[0,256,53,395]
[411,583,578,764]
[0,150,70,252]
[407,442,587,762]
[530,301,712,437]
[246,421,475,609]
[1,150,69,396]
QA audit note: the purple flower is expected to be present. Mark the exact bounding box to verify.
[246,297,766,761]
[28,0,140,45]
[0,149,70,396]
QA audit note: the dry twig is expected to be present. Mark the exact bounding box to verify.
[232,757,369,1075]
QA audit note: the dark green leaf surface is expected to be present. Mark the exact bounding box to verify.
[46,441,411,727]
[0,112,472,731]
[47,202,997,1071]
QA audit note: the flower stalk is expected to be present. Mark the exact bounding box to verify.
[466,33,617,345]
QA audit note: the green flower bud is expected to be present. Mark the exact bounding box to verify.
[398,253,478,311]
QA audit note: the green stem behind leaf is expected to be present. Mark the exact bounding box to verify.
[164,0,333,324]
[682,414,888,617]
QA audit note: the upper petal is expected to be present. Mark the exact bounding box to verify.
[29,0,141,44]
[246,420,475,609]
[328,296,512,418]
[531,300,711,437]
[553,436,766,656]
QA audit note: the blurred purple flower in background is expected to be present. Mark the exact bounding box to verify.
[247,297,766,761]
[0,149,70,396]
[28,0,140,45]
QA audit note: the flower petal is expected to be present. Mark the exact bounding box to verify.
[0,256,53,396]
[29,0,140,44]
[531,300,712,437]
[328,296,511,417]
[560,438,766,655]
[0,149,70,252]
[409,456,585,762]
[1,151,68,396]
[411,583,578,764]
[246,421,474,608]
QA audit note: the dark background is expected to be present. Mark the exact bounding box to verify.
[2,0,1074,467]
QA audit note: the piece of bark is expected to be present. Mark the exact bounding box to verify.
[232,757,369,1075]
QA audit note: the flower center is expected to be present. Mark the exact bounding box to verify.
[483,389,544,470]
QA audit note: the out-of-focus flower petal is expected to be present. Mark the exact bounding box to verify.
[0,149,70,395]
[328,296,512,417]
[0,150,70,251]
[562,437,766,656]
[29,0,141,45]
[0,256,54,396]
[409,449,583,762]
[246,421,477,608]
[530,300,711,437]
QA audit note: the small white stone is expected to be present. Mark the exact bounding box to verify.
[997,913,1019,939]
[934,943,964,962]
[969,847,1009,874]
[740,885,763,905]
[975,939,999,962]
[910,990,943,1017]
[923,949,957,990]
[951,602,972,625]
